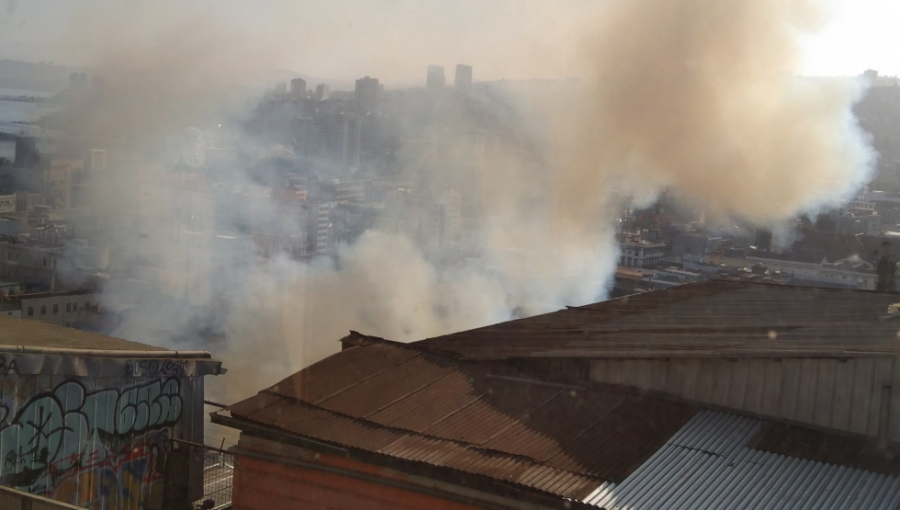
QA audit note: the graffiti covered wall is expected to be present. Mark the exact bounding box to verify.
[0,359,205,510]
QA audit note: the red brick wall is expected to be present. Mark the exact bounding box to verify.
[232,454,487,510]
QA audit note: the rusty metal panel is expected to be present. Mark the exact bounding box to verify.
[544,397,697,482]
[680,359,701,401]
[415,281,900,361]
[760,359,783,417]
[850,357,875,435]
[422,383,561,444]
[744,358,766,415]
[317,355,457,418]
[226,341,703,501]
[695,359,715,403]
[796,358,819,424]
[729,359,749,409]
[665,357,684,394]
[711,359,732,407]
[481,391,626,462]
[649,359,668,391]
[0,371,204,510]
[367,365,493,432]
[813,359,838,428]
[869,357,894,437]
[270,342,419,404]
[780,358,803,420]
[832,359,855,431]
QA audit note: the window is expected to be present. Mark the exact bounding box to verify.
[53,304,58,314]
[40,306,46,315]
[66,303,71,313]
[84,301,90,308]
[73,303,78,312]
[27,307,33,316]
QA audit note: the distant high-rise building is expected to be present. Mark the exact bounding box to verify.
[90,149,106,172]
[69,72,88,90]
[427,65,445,90]
[355,76,380,112]
[455,64,472,90]
[290,78,307,98]
[275,82,288,95]
[315,84,330,101]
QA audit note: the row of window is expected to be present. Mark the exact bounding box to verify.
[26,301,91,317]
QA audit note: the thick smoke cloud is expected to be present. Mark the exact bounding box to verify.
[560,0,874,224]
[47,0,874,400]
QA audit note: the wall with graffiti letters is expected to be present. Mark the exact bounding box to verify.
[0,372,203,510]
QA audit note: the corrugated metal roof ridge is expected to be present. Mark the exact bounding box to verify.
[233,394,606,500]
[584,410,900,510]
[413,281,742,353]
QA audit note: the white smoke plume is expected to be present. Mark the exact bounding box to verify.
[42,0,874,401]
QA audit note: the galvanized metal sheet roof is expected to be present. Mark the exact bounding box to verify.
[584,410,900,510]
[415,281,900,360]
[227,341,698,500]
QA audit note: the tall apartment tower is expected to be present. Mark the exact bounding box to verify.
[290,78,307,98]
[314,84,330,101]
[426,65,446,90]
[354,76,380,112]
[455,64,473,90]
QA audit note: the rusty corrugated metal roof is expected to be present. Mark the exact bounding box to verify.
[226,340,698,501]
[414,281,900,360]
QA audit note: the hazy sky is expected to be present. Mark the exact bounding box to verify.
[0,0,898,83]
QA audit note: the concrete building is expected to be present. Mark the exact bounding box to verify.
[0,193,15,213]
[454,64,472,90]
[746,250,877,290]
[215,281,900,510]
[354,76,380,113]
[15,289,98,327]
[426,65,446,90]
[0,236,72,289]
[313,201,336,255]
[314,83,330,101]
[90,148,106,172]
[290,77,307,98]
[672,231,721,259]
[619,239,666,268]
[0,313,223,509]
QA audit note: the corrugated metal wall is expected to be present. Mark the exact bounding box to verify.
[0,373,204,510]
[584,410,900,510]
[590,356,900,441]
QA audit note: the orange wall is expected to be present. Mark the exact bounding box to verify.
[232,454,488,510]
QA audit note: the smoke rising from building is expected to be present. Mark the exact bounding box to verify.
[45,0,874,401]
[560,0,874,226]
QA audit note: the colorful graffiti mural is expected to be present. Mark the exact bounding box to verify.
[0,378,184,510]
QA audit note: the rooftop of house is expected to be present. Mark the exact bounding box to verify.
[222,330,900,509]
[0,313,175,353]
[415,280,900,360]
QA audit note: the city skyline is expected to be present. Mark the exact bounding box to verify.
[1,0,898,84]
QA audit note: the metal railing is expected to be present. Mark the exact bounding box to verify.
[199,446,235,510]
[0,485,84,510]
